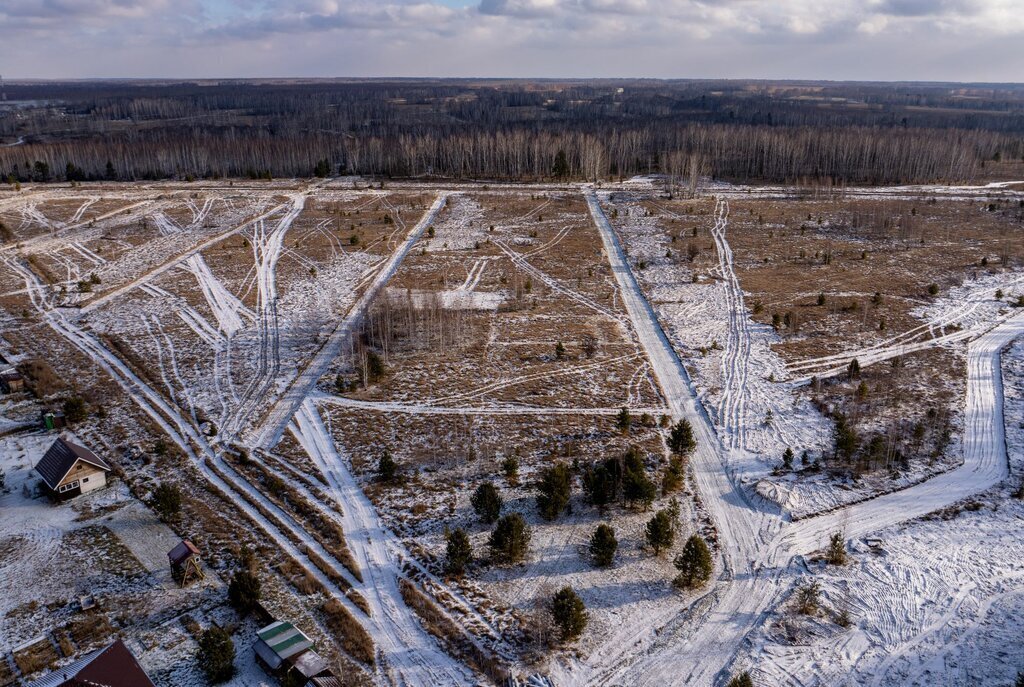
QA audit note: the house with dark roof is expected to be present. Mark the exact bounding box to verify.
[254,620,333,684]
[26,639,155,687]
[34,437,111,501]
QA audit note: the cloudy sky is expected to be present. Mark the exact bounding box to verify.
[2,0,1021,81]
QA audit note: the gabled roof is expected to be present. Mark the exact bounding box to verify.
[34,437,111,490]
[167,539,200,566]
[26,639,155,687]
[255,620,314,666]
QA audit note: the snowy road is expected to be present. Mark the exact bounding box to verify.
[576,189,1024,686]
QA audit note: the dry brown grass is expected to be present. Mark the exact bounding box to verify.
[398,578,510,684]
[13,638,59,677]
[320,597,376,666]
[17,357,66,397]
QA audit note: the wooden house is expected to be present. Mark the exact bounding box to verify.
[34,437,111,501]
[26,639,155,687]
[253,620,333,684]
[167,539,205,587]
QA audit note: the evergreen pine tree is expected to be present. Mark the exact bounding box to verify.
[668,418,697,455]
[228,570,261,615]
[552,150,570,178]
[622,448,656,509]
[471,482,503,523]
[198,626,236,684]
[673,534,713,589]
[589,524,618,567]
[645,509,675,555]
[445,528,472,576]
[782,447,794,471]
[536,462,572,521]
[376,449,398,483]
[151,482,182,522]
[826,531,847,565]
[616,407,631,435]
[551,586,588,641]
[488,513,531,564]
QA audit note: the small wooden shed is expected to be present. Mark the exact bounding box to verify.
[0,368,24,393]
[167,539,204,587]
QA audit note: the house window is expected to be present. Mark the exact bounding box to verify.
[82,477,89,483]
[58,480,80,493]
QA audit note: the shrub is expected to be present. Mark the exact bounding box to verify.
[488,513,531,564]
[551,586,588,641]
[726,671,754,687]
[589,524,618,567]
[673,535,713,589]
[471,482,503,524]
[62,396,88,424]
[198,627,236,684]
[927,283,939,296]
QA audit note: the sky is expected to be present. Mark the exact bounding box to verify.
[1,0,1022,82]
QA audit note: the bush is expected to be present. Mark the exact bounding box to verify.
[589,524,617,567]
[927,283,939,296]
[227,570,261,615]
[551,586,588,642]
[645,509,675,555]
[471,482,503,523]
[63,396,88,424]
[488,513,531,564]
[673,535,713,589]
[536,462,572,521]
[198,627,236,684]
[151,482,182,521]
[445,528,472,577]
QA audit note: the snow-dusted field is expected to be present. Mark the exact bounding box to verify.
[0,178,1021,687]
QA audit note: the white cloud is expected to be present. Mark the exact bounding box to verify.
[0,0,1020,79]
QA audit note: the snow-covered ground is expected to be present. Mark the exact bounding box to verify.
[747,336,1024,686]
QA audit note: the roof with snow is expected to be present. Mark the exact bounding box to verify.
[167,539,200,566]
[254,620,314,670]
[26,639,155,687]
[34,437,111,490]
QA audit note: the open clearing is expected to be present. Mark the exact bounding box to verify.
[0,176,1022,686]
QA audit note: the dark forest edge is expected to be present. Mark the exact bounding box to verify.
[1,79,1023,185]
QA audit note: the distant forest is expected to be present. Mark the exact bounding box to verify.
[1,79,1023,185]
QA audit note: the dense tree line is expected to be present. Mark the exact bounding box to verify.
[2,80,1022,184]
